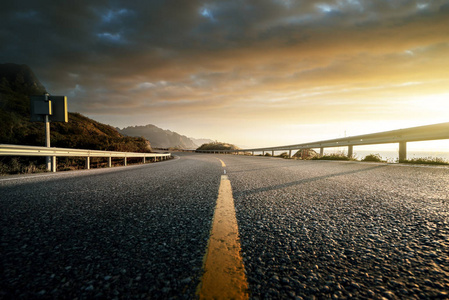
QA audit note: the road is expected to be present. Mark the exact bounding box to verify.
[1,153,449,299]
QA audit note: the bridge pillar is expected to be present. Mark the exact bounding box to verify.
[108,157,112,168]
[272,151,274,157]
[348,145,353,158]
[320,147,324,157]
[262,151,265,156]
[252,151,254,156]
[86,157,90,169]
[289,150,292,158]
[399,141,407,162]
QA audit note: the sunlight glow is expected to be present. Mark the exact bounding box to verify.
[409,93,449,115]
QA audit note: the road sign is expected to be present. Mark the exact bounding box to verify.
[30,95,68,123]
[48,96,68,122]
[30,94,68,171]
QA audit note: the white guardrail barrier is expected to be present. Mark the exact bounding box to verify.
[0,144,171,172]
[196,122,449,162]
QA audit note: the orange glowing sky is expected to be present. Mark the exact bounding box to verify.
[2,1,449,148]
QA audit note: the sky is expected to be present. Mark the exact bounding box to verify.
[2,0,449,149]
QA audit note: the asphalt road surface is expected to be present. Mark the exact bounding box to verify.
[1,153,449,299]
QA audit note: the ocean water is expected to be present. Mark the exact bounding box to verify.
[263,139,449,163]
[270,148,449,163]
[352,150,449,163]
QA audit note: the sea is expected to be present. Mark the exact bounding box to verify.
[271,146,449,163]
[352,150,449,163]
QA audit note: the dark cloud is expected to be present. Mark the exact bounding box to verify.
[2,0,449,144]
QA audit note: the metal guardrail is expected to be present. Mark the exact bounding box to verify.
[196,122,449,161]
[0,144,171,172]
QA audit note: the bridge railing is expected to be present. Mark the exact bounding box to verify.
[196,122,449,161]
[0,144,171,172]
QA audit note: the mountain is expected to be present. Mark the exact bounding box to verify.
[118,124,205,149]
[190,138,215,147]
[0,63,151,153]
[0,63,46,94]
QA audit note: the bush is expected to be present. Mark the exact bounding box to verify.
[293,149,318,160]
[312,153,352,161]
[279,152,290,158]
[362,153,383,162]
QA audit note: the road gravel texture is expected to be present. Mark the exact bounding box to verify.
[225,156,449,299]
[1,155,220,299]
[1,153,449,299]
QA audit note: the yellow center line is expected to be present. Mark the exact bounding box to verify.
[218,158,226,167]
[197,175,249,299]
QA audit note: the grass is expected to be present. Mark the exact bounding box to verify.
[0,156,172,175]
[400,157,449,165]
[0,157,47,175]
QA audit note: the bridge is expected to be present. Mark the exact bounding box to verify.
[196,122,449,161]
[1,123,449,299]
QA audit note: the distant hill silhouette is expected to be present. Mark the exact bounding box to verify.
[118,124,213,149]
[0,63,151,152]
[190,138,215,147]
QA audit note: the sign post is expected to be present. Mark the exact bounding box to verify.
[30,93,68,172]
[44,93,51,170]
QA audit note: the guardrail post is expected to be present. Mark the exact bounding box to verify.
[108,156,112,168]
[86,156,90,169]
[348,145,353,158]
[143,156,146,164]
[124,156,127,166]
[52,156,57,172]
[399,141,407,162]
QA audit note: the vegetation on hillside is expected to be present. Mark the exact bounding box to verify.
[0,63,153,174]
[196,142,240,151]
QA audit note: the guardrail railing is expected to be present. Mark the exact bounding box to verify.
[196,122,449,162]
[0,144,171,172]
